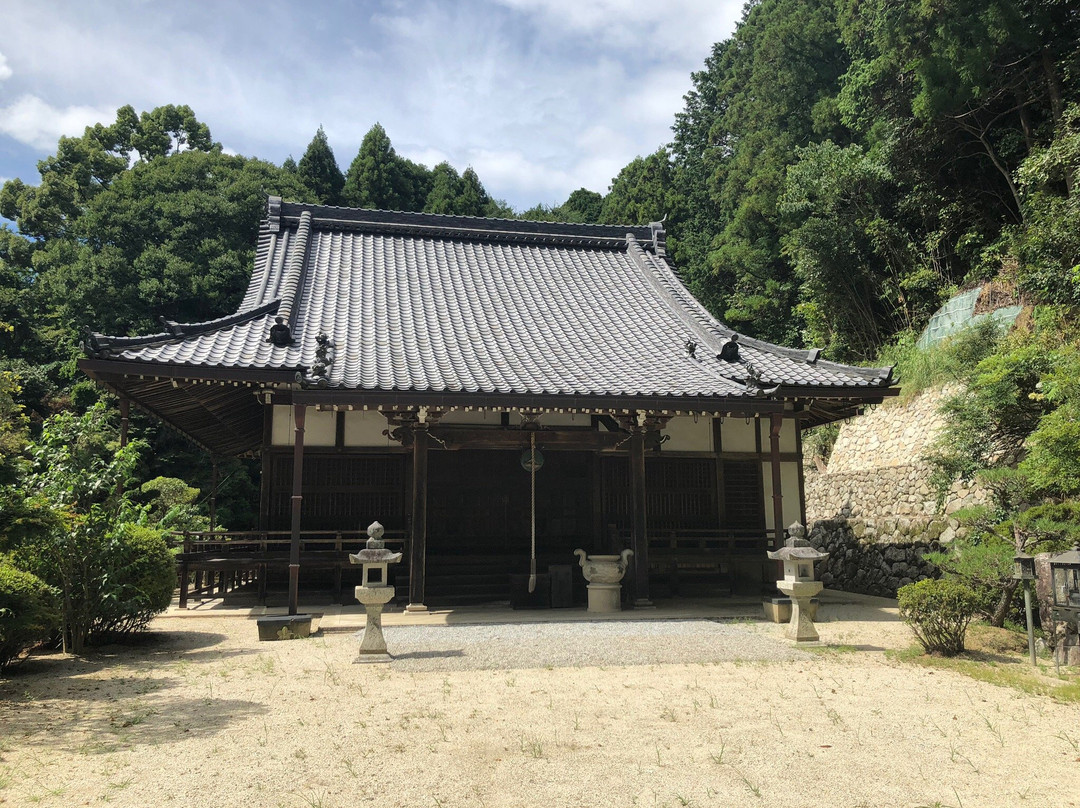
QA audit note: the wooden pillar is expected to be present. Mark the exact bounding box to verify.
[769,412,785,548]
[116,397,131,498]
[407,424,429,612]
[288,404,306,616]
[209,458,218,531]
[118,397,130,447]
[258,404,273,531]
[630,425,652,607]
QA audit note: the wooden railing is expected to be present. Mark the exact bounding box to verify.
[171,529,407,607]
[608,526,784,596]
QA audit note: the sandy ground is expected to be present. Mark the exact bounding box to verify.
[1,601,1078,808]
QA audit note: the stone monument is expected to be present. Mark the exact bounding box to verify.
[349,520,402,660]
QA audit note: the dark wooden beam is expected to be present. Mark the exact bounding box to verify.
[407,425,429,611]
[289,404,306,615]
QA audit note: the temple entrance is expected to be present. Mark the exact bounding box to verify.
[423,449,594,604]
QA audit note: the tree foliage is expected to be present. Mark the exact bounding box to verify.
[343,123,430,211]
[297,126,346,206]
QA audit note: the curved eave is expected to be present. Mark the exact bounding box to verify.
[79,358,300,456]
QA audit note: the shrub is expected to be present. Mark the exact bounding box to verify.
[0,557,59,670]
[91,524,176,640]
[897,578,979,656]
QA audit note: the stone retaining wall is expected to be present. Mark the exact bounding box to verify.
[803,386,987,596]
[807,520,945,598]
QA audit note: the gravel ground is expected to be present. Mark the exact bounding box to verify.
[380,619,809,671]
[4,607,1080,808]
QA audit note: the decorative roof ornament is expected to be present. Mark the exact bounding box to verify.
[716,333,779,397]
[311,332,334,388]
[268,316,292,346]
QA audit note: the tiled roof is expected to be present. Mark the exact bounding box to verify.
[86,198,892,402]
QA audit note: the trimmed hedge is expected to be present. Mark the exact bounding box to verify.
[0,558,59,671]
[898,578,979,656]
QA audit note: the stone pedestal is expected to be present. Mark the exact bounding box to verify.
[775,580,823,643]
[585,583,622,613]
[355,584,395,659]
[575,549,633,613]
[763,596,819,624]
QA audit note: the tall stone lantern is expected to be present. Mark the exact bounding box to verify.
[767,522,829,643]
[349,521,402,660]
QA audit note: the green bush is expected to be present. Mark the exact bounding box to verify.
[897,578,979,656]
[92,524,176,640]
[0,557,59,670]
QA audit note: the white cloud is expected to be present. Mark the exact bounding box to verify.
[467,148,580,203]
[0,51,12,81]
[0,1,744,210]
[491,0,743,57]
[0,95,115,150]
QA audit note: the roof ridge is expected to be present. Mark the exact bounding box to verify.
[275,210,312,341]
[270,197,654,243]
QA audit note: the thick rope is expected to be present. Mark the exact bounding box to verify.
[528,432,537,593]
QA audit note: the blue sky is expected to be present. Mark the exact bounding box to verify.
[0,0,743,212]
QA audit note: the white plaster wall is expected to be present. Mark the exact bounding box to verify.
[662,416,712,452]
[438,410,505,425]
[720,418,758,452]
[271,404,335,446]
[761,461,803,530]
[343,410,391,446]
[537,412,589,427]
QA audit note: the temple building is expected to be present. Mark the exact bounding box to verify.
[80,198,895,612]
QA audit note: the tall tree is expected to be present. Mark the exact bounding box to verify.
[458,168,490,217]
[296,126,345,206]
[424,162,464,214]
[600,148,681,226]
[344,123,416,210]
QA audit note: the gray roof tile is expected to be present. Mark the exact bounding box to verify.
[93,199,893,402]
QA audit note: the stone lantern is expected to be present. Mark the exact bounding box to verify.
[767,522,829,643]
[1047,547,1080,668]
[349,520,402,659]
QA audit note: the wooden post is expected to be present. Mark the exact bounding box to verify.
[258,404,273,531]
[769,412,785,548]
[119,397,130,447]
[289,404,306,616]
[630,424,652,608]
[407,423,429,612]
[117,397,131,497]
[209,458,218,531]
